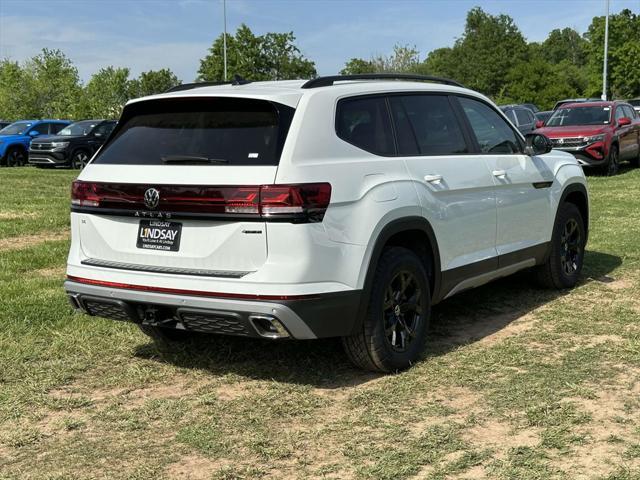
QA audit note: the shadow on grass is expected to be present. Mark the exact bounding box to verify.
[133,250,621,387]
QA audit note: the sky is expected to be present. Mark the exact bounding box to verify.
[0,0,638,83]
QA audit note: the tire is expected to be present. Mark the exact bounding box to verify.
[630,147,640,168]
[5,147,26,167]
[70,150,89,169]
[605,145,619,176]
[534,202,586,289]
[342,247,431,372]
[138,324,195,352]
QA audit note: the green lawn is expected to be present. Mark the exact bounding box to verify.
[1,167,640,479]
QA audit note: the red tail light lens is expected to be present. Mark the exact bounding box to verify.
[71,181,331,223]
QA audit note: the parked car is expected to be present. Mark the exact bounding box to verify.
[536,101,640,175]
[29,119,117,169]
[535,110,553,127]
[500,105,537,134]
[521,103,540,113]
[65,74,589,372]
[0,121,11,130]
[553,98,601,110]
[628,98,640,114]
[0,119,71,166]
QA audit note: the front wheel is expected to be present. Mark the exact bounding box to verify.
[534,203,586,289]
[5,147,26,167]
[605,145,619,176]
[342,247,431,372]
[71,150,89,169]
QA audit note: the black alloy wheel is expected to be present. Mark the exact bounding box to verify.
[383,270,423,352]
[559,218,581,276]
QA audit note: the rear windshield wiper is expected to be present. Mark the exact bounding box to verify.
[161,155,229,164]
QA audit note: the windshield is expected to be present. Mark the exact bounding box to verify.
[0,122,33,135]
[58,121,99,136]
[546,106,612,127]
[93,98,294,166]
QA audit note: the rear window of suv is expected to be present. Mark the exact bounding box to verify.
[93,97,294,166]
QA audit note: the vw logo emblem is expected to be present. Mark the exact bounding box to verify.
[144,188,160,209]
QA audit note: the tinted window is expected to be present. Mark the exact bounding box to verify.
[59,121,97,136]
[388,98,419,155]
[93,122,116,137]
[515,109,532,125]
[622,105,636,119]
[390,95,467,155]
[458,97,521,154]
[0,122,32,135]
[50,123,66,134]
[615,106,626,121]
[94,98,293,166]
[337,96,394,156]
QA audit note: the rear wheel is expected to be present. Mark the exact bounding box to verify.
[342,247,431,372]
[605,145,619,176]
[6,147,26,167]
[71,150,89,169]
[535,202,585,289]
[138,324,196,351]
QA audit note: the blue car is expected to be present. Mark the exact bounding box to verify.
[0,119,71,167]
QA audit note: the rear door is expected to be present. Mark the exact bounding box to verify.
[74,97,294,276]
[455,96,553,260]
[389,94,498,272]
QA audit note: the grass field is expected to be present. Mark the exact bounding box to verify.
[1,166,640,480]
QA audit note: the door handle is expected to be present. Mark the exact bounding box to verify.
[492,170,507,178]
[424,174,443,184]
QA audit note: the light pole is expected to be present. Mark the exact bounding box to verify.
[602,0,610,100]
[223,0,228,81]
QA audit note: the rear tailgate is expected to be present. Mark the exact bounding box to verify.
[72,96,294,278]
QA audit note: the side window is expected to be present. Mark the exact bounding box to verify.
[615,106,626,121]
[515,109,531,126]
[623,105,636,119]
[458,97,522,154]
[336,96,394,156]
[50,123,65,134]
[389,95,468,155]
[94,122,116,137]
[33,123,50,135]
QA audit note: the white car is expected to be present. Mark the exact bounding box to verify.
[65,74,589,372]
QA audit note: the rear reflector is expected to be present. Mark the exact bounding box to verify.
[71,182,331,222]
[66,275,319,301]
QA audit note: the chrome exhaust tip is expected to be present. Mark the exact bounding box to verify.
[249,315,290,339]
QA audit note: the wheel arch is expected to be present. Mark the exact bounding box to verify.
[559,182,589,244]
[350,216,442,335]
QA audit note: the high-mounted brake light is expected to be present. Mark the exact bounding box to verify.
[71,181,332,223]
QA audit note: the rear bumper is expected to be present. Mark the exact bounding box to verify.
[64,280,362,340]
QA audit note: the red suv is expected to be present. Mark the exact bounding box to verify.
[535,101,640,175]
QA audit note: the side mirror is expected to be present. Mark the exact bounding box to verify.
[618,117,631,127]
[28,130,40,137]
[535,120,544,129]
[524,133,553,156]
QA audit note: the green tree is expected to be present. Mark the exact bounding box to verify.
[7,49,82,119]
[77,67,136,119]
[340,45,422,75]
[198,24,316,81]
[541,28,587,66]
[0,60,27,120]
[132,69,180,97]
[584,8,640,98]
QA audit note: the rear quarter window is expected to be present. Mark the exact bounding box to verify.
[336,96,395,156]
[93,98,294,166]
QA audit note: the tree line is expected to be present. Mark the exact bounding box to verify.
[0,6,638,121]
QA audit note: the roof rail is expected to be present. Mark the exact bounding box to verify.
[165,75,251,93]
[301,73,464,89]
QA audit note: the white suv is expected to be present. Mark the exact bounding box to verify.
[65,74,589,372]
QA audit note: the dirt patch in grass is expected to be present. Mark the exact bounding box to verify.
[35,266,66,278]
[0,231,69,251]
[165,454,231,480]
[0,211,40,220]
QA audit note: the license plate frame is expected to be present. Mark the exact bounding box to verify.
[136,220,182,252]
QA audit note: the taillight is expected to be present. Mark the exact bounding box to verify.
[71,181,331,223]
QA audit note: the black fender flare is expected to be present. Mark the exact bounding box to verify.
[349,216,442,335]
